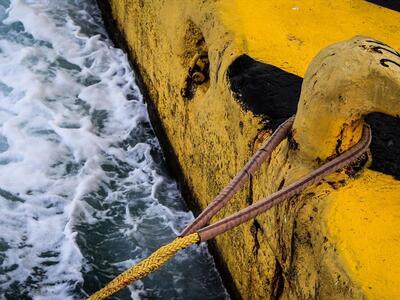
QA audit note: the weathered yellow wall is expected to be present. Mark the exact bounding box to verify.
[100,1,400,299]
[326,171,400,299]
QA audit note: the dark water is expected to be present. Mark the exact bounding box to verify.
[0,0,228,299]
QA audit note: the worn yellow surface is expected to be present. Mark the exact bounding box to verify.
[326,170,400,299]
[103,0,400,299]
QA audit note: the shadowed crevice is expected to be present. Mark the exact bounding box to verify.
[366,0,400,12]
[365,113,400,179]
[227,54,302,129]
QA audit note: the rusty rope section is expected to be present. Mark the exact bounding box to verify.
[87,233,200,300]
[88,117,371,299]
[197,124,372,241]
[180,115,295,236]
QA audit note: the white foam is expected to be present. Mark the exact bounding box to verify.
[0,0,149,297]
[0,1,228,299]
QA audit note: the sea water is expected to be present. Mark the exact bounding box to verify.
[0,0,228,299]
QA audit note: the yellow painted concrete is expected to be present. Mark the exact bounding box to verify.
[326,170,400,299]
[218,0,400,76]
[102,1,400,299]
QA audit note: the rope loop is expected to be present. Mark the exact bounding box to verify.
[88,116,372,299]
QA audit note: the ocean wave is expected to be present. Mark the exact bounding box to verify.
[0,0,227,299]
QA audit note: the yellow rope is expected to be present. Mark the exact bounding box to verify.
[88,233,200,300]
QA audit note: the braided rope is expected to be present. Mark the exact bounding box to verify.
[88,233,200,300]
